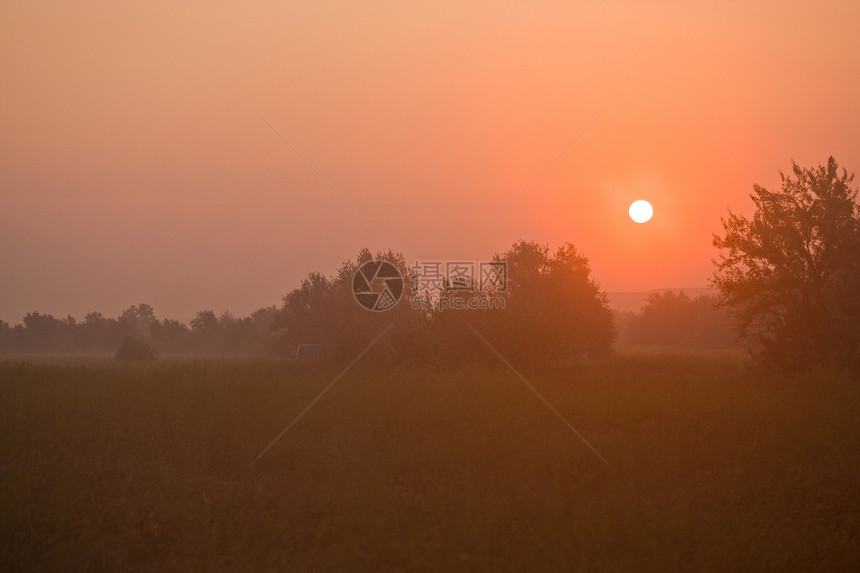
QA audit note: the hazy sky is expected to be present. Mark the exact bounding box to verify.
[2,0,859,323]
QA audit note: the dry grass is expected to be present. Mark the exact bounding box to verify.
[1,355,859,571]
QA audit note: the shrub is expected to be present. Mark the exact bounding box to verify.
[114,336,158,362]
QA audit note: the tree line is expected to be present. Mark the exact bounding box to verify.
[0,305,280,356]
[2,157,857,372]
[0,276,740,361]
[0,241,618,365]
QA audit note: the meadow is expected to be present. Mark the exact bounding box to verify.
[1,354,858,572]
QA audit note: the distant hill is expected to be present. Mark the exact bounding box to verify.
[606,287,716,313]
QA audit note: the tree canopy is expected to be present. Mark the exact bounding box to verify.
[712,157,860,372]
[272,241,615,367]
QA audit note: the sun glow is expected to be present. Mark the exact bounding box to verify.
[629,200,653,223]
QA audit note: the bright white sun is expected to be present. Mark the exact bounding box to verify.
[629,199,653,223]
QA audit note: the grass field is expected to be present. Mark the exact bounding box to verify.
[1,354,859,571]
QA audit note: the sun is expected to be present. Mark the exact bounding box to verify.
[629,200,653,223]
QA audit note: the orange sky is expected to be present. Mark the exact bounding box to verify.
[2,0,859,322]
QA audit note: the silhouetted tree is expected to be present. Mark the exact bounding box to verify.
[118,304,157,339]
[79,311,115,351]
[501,241,614,363]
[245,306,280,354]
[272,248,420,363]
[712,157,860,371]
[435,241,615,367]
[272,271,335,357]
[189,310,219,352]
[149,318,191,353]
[18,312,70,352]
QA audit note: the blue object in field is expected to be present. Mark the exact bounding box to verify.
[296,344,321,360]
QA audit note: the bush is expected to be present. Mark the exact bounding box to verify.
[114,336,158,362]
